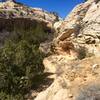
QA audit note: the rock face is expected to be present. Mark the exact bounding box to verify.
[55,0,100,58]
[35,56,100,100]
[1,0,100,100]
[0,1,58,22]
[0,1,58,47]
[35,0,100,100]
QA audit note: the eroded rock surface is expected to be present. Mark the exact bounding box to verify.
[1,0,100,100]
[52,0,100,58]
[0,1,58,47]
[35,56,100,100]
[35,0,100,100]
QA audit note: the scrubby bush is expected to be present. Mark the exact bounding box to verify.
[0,40,45,99]
[0,92,24,100]
[77,46,87,59]
[77,46,95,59]
[0,8,52,99]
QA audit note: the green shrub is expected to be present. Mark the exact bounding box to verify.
[77,46,95,59]
[0,39,45,99]
[0,19,51,99]
[0,91,24,100]
[11,23,49,44]
[77,46,87,59]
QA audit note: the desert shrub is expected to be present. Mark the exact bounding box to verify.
[86,52,95,57]
[0,38,45,99]
[49,11,59,21]
[77,46,95,59]
[10,23,49,44]
[77,46,87,59]
[0,16,51,99]
[0,91,24,100]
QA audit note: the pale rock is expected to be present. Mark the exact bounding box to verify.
[35,56,100,100]
[53,21,62,30]
[53,0,94,56]
[57,28,76,41]
[39,42,52,54]
[83,2,100,22]
[35,77,71,100]
[43,54,77,74]
[0,0,15,8]
[35,0,100,100]
[1,0,100,100]
[55,0,100,57]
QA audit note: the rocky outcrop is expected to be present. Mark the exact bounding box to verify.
[53,0,100,58]
[35,56,100,100]
[52,0,94,58]
[1,0,100,100]
[0,1,58,22]
[72,0,100,57]
[35,0,100,100]
[0,1,58,47]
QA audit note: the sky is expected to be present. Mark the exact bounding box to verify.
[16,0,84,18]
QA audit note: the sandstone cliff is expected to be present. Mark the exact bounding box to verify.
[35,0,100,100]
[1,0,100,100]
[0,0,59,47]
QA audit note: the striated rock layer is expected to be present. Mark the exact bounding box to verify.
[54,0,100,58]
[0,1,58,47]
[1,0,100,100]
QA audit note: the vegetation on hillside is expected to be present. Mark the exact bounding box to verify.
[0,25,48,99]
